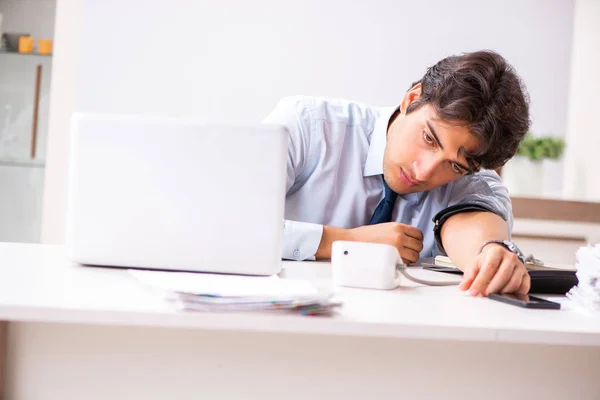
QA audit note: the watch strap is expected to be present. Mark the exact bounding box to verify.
[479,240,526,264]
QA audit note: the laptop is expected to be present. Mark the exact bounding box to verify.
[66,113,288,275]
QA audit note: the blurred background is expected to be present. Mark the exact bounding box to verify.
[0,0,598,263]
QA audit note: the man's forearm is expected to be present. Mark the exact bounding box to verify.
[315,226,353,259]
[440,211,510,272]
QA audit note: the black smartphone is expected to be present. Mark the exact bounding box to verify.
[488,293,561,310]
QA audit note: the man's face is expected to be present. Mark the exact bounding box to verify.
[383,87,481,194]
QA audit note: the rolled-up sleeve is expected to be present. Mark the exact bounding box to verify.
[263,97,324,260]
[447,169,514,232]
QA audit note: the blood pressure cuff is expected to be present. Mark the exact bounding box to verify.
[432,203,498,255]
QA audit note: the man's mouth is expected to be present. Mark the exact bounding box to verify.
[400,168,419,187]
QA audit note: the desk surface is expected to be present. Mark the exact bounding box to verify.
[1,242,599,346]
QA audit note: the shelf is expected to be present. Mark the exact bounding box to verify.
[0,159,45,168]
[0,50,52,57]
[511,196,600,224]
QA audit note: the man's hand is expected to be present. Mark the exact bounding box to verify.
[459,243,530,296]
[349,223,424,264]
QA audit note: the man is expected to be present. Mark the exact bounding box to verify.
[263,50,531,297]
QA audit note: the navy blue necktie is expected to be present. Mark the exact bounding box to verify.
[369,176,398,224]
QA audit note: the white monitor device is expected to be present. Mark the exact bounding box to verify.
[66,114,288,276]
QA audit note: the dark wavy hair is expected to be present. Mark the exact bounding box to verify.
[406,50,531,170]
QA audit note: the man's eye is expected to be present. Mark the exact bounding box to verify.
[451,163,464,175]
[423,130,434,145]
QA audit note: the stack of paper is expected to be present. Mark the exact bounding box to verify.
[566,244,600,314]
[129,269,341,316]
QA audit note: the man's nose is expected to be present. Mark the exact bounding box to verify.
[413,153,442,181]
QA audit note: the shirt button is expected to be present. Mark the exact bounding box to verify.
[293,249,300,258]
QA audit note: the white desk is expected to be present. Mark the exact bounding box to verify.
[1,243,600,399]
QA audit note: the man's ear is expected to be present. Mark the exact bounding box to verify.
[400,83,422,114]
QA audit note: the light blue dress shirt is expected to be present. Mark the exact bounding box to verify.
[263,96,513,261]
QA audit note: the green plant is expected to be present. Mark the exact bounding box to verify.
[516,133,566,162]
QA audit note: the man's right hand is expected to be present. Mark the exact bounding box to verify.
[349,223,424,264]
[315,223,424,263]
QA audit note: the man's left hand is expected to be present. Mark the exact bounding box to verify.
[458,244,530,296]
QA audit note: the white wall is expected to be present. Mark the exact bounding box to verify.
[42,0,575,244]
[76,0,574,131]
[40,0,81,244]
[563,0,600,201]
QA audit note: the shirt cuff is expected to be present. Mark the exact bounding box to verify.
[282,220,324,261]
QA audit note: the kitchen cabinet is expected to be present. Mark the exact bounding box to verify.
[0,50,52,243]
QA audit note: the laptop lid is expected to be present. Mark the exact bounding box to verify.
[66,114,288,275]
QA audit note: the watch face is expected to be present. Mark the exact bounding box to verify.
[504,241,516,252]
[504,241,525,262]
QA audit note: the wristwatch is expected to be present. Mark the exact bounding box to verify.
[479,240,526,265]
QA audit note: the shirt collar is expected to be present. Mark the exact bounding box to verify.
[363,106,398,177]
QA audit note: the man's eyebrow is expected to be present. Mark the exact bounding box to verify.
[426,121,444,151]
[458,148,477,173]
[426,121,474,173]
